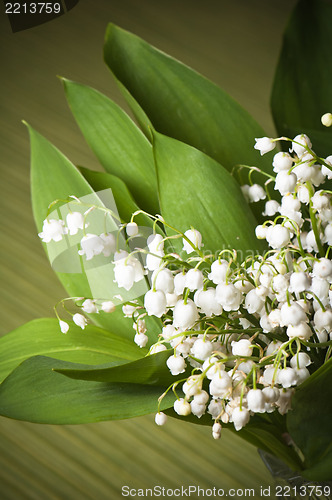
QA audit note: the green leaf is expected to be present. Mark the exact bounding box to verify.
[62,78,159,214]
[153,132,265,257]
[78,167,154,227]
[28,123,146,339]
[0,356,174,424]
[287,357,332,481]
[271,0,332,157]
[0,318,144,384]
[55,350,186,387]
[104,24,272,174]
[115,77,153,141]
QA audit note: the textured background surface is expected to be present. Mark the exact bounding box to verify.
[0,1,297,498]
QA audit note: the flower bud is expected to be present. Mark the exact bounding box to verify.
[155,412,167,425]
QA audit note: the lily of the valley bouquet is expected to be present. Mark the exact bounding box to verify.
[2,0,332,487]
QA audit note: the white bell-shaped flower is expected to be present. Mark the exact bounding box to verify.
[209,372,232,397]
[152,268,174,294]
[216,283,242,311]
[276,388,294,415]
[182,376,202,397]
[173,299,199,329]
[126,222,139,237]
[314,308,332,333]
[208,259,229,284]
[146,234,165,271]
[322,156,332,179]
[39,218,67,243]
[144,289,167,318]
[202,356,223,380]
[247,389,266,413]
[290,352,311,369]
[291,134,312,158]
[266,225,291,249]
[194,288,222,317]
[274,171,297,196]
[262,387,279,404]
[244,288,264,314]
[191,400,207,418]
[247,184,266,202]
[280,194,301,213]
[278,367,298,388]
[208,399,223,419]
[281,302,307,326]
[263,200,280,216]
[311,277,329,302]
[191,338,213,360]
[231,407,250,431]
[185,268,204,291]
[297,185,310,204]
[254,137,275,155]
[193,390,210,405]
[134,332,149,348]
[212,422,222,439]
[174,398,191,416]
[313,258,332,281]
[182,229,202,254]
[66,212,84,235]
[174,273,186,295]
[231,339,253,357]
[82,299,98,314]
[59,320,69,334]
[78,233,104,260]
[167,354,186,375]
[289,272,311,293]
[255,225,268,240]
[150,343,167,354]
[100,233,116,257]
[286,322,312,341]
[73,313,88,329]
[101,301,115,313]
[272,151,293,172]
[147,233,164,252]
[155,412,167,426]
[114,262,136,291]
[161,324,177,340]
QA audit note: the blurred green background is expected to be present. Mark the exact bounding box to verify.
[0,0,297,498]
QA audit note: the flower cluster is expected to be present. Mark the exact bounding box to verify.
[39,133,332,439]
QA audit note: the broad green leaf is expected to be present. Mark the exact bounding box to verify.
[78,167,154,228]
[116,77,153,141]
[62,78,159,214]
[0,318,145,384]
[55,350,186,387]
[104,24,273,174]
[0,356,174,424]
[27,123,144,339]
[271,0,332,157]
[287,357,332,481]
[153,132,265,257]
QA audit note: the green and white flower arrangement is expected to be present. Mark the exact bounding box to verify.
[1,0,332,488]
